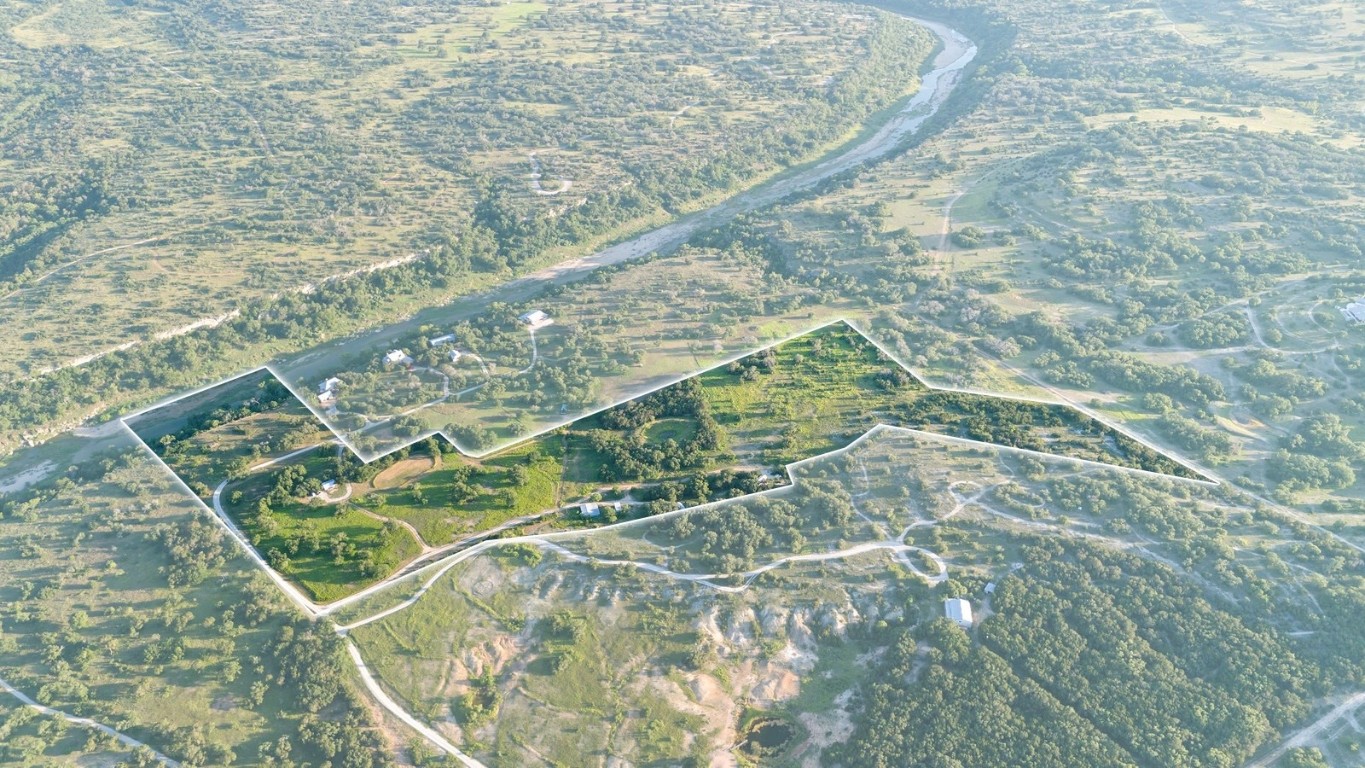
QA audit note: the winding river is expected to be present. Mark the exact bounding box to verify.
[0,13,983,768]
[505,15,979,285]
[324,15,980,767]
[278,14,977,389]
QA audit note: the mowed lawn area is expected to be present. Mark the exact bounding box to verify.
[222,450,421,604]
[697,324,906,468]
[366,439,573,544]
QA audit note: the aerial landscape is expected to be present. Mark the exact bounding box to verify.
[0,0,1362,766]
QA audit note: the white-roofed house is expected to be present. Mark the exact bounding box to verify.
[1341,300,1365,324]
[319,377,341,394]
[384,349,414,366]
[944,598,973,630]
[519,309,554,329]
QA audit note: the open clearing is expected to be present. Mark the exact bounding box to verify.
[372,456,435,490]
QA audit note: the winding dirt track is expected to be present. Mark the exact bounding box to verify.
[1243,692,1365,768]
[280,17,980,761]
[0,675,182,766]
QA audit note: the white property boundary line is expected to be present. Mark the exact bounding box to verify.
[121,317,1214,479]
[331,423,1214,629]
[121,422,325,616]
[113,318,1228,762]
[120,319,1215,621]
[327,425,1214,765]
[0,675,182,766]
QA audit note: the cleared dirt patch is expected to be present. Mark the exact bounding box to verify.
[372,456,435,490]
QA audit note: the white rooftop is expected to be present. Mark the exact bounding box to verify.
[520,309,554,328]
[944,598,973,629]
[1341,300,1365,324]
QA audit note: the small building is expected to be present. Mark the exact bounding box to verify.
[448,349,463,363]
[319,377,341,395]
[318,390,337,405]
[944,598,973,630]
[384,349,413,366]
[1341,300,1365,325]
[580,502,601,519]
[613,501,623,514]
[984,582,997,595]
[429,334,457,348]
[520,309,554,329]
[314,479,340,500]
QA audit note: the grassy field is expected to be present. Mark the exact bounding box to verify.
[221,450,422,604]
[0,694,145,766]
[0,433,364,765]
[127,371,423,603]
[658,0,1365,527]
[126,371,333,494]
[296,249,856,458]
[370,438,572,542]
[4,0,1364,763]
[697,323,899,466]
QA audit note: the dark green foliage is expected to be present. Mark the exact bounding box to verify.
[838,619,1136,767]
[838,537,1345,768]
[1180,313,1252,349]
[148,519,233,589]
[1156,413,1238,464]
[584,378,721,482]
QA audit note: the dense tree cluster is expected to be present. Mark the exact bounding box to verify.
[836,535,1354,768]
[659,480,856,572]
[148,519,233,589]
[585,379,721,481]
[1269,414,1363,494]
[149,377,297,460]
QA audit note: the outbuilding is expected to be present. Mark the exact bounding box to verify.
[520,310,554,329]
[944,598,973,630]
[1341,300,1365,325]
